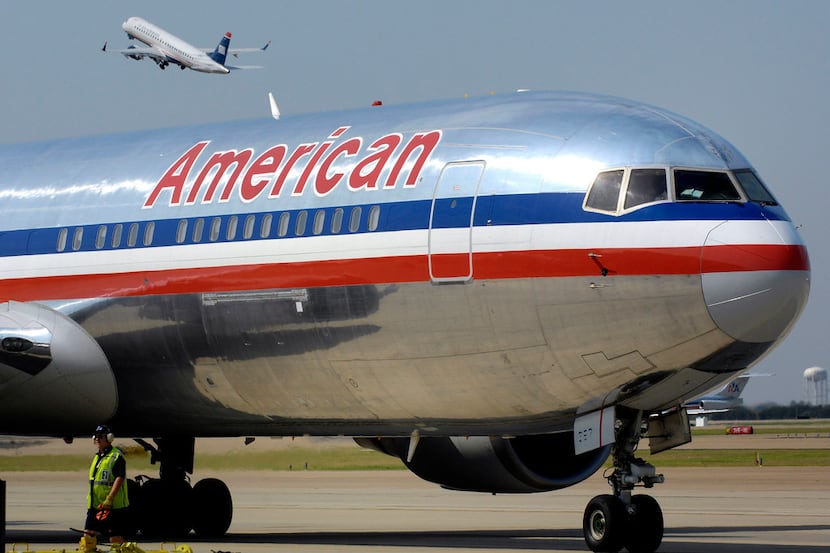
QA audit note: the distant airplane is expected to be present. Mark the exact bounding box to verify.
[102,16,269,74]
[685,374,752,416]
[0,90,810,553]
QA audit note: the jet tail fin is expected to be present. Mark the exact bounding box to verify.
[716,375,751,400]
[210,32,232,65]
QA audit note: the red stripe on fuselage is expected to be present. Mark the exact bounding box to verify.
[0,244,808,302]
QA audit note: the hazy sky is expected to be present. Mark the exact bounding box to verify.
[2,1,828,405]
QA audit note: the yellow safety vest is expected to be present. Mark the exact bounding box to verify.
[87,447,129,509]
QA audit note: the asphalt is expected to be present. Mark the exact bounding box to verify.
[2,467,829,553]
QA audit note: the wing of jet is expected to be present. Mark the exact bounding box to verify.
[0,91,810,553]
[102,42,167,64]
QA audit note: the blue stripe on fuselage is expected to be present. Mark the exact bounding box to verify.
[3,193,788,258]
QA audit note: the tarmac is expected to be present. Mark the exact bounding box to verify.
[2,466,829,553]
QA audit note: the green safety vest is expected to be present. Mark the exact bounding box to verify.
[87,447,129,509]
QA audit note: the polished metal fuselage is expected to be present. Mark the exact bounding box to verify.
[0,92,810,437]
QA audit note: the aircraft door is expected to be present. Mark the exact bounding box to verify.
[428,161,485,282]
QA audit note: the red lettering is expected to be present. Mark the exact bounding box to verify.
[293,128,350,196]
[143,141,209,208]
[240,145,287,202]
[185,149,253,204]
[385,130,442,187]
[348,134,401,191]
[269,143,316,198]
[315,138,362,196]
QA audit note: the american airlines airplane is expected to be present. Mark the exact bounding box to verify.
[684,374,751,416]
[102,16,269,74]
[0,91,810,553]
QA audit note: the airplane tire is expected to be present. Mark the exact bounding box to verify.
[191,478,233,537]
[583,494,625,552]
[138,478,193,538]
[624,494,663,553]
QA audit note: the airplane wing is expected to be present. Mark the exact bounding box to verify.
[102,42,167,62]
[199,41,271,56]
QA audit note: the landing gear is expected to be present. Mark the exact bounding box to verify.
[582,408,666,553]
[129,437,233,538]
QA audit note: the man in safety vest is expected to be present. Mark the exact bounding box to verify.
[81,424,130,552]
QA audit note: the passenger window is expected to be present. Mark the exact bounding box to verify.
[331,208,344,234]
[96,226,107,249]
[585,170,624,213]
[127,223,139,247]
[112,224,123,248]
[625,169,667,209]
[277,212,290,237]
[57,228,68,252]
[243,215,255,239]
[192,218,204,243]
[176,220,188,244]
[295,210,307,236]
[72,228,84,251]
[226,216,238,240]
[260,213,273,238]
[675,170,741,201]
[313,210,325,235]
[143,222,155,246]
[368,205,380,231]
[734,170,777,205]
[349,206,362,232]
[210,218,221,241]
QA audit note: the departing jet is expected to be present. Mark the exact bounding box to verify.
[102,16,269,74]
[685,374,752,416]
[0,91,810,553]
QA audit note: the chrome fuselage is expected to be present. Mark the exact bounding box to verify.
[0,91,810,438]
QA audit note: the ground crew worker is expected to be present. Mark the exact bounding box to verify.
[81,424,130,552]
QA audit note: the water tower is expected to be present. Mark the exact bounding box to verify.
[803,367,828,406]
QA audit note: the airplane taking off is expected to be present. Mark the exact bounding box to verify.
[0,91,810,552]
[102,16,269,73]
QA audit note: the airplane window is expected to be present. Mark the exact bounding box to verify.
[313,210,325,235]
[260,214,273,238]
[624,169,667,210]
[226,216,238,241]
[72,228,84,251]
[243,215,255,239]
[57,228,68,252]
[143,222,155,246]
[112,224,123,248]
[368,205,380,231]
[733,170,777,205]
[585,170,624,213]
[674,170,741,201]
[295,210,308,236]
[127,223,139,247]
[192,218,204,243]
[96,226,107,249]
[349,206,362,233]
[277,212,290,237]
[176,220,188,244]
[331,208,344,234]
[210,218,221,241]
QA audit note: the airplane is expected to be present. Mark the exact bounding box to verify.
[0,90,810,553]
[684,374,752,416]
[102,16,269,74]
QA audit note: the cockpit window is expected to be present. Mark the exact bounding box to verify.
[674,170,741,201]
[734,169,778,205]
[584,170,624,212]
[624,169,667,209]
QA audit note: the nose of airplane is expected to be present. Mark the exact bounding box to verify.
[701,219,810,343]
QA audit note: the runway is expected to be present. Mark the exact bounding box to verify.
[3,468,829,553]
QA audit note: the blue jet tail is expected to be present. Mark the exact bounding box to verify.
[210,32,232,65]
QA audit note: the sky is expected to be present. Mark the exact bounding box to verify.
[2,1,828,406]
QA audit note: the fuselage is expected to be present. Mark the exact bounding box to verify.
[121,16,230,74]
[0,91,810,438]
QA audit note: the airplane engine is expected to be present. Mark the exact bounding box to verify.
[357,433,611,493]
[0,301,116,433]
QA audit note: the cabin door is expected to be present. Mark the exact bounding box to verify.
[428,161,485,282]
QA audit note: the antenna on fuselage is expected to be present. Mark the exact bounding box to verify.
[268,92,280,120]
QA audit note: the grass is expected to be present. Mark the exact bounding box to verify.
[637,448,830,467]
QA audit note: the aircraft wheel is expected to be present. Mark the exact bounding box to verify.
[624,494,663,553]
[583,494,625,552]
[138,478,193,538]
[191,478,233,537]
